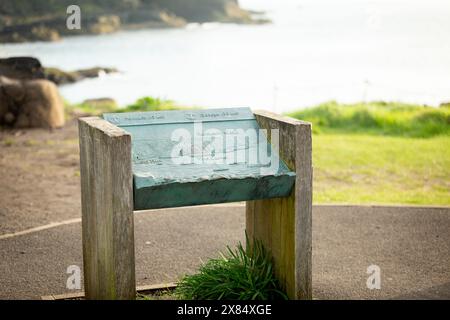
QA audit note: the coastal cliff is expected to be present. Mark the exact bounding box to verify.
[0,0,263,43]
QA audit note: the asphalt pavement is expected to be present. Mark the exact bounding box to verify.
[0,204,449,300]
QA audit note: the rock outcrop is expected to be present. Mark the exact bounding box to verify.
[0,76,65,128]
[0,57,117,85]
[0,57,45,81]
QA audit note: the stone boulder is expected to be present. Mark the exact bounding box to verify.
[0,76,65,128]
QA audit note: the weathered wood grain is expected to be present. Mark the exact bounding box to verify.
[79,117,136,300]
[246,110,312,300]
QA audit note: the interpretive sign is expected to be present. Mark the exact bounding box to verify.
[79,108,312,300]
[103,108,295,210]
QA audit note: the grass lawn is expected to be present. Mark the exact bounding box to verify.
[312,134,449,205]
[289,101,449,205]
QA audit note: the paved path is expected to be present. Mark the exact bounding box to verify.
[0,204,449,300]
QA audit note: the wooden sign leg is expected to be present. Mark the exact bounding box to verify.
[246,111,313,300]
[79,117,136,300]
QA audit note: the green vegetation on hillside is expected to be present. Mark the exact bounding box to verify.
[288,101,450,138]
[0,0,256,42]
[0,0,244,21]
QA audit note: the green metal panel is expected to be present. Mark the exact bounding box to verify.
[104,108,295,210]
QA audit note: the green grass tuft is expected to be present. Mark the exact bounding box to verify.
[175,238,287,300]
[287,101,450,138]
[120,96,181,112]
[65,96,197,117]
[65,100,118,117]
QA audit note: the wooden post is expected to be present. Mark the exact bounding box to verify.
[78,117,136,300]
[246,110,313,300]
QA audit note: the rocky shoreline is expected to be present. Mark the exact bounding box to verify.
[0,0,268,43]
[0,57,118,85]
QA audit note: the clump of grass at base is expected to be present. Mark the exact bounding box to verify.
[287,101,450,138]
[175,239,287,300]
